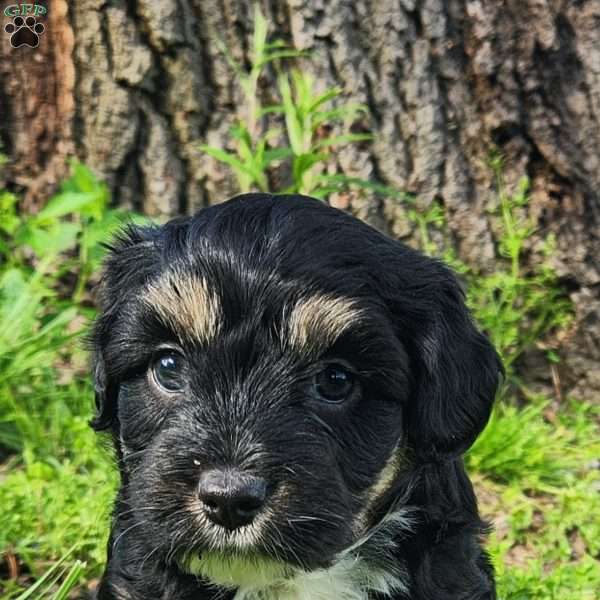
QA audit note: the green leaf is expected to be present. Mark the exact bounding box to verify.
[258,104,286,117]
[0,211,20,236]
[19,222,80,256]
[53,560,85,600]
[307,185,338,199]
[546,349,560,364]
[264,147,294,163]
[36,192,97,221]
[252,4,268,65]
[278,74,304,155]
[316,174,414,201]
[312,105,369,129]
[14,546,79,600]
[200,145,253,176]
[292,152,326,186]
[256,49,306,68]
[291,70,313,111]
[62,162,97,194]
[230,124,254,147]
[82,210,127,254]
[313,133,373,149]
[307,87,343,112]
[56,162,109,218]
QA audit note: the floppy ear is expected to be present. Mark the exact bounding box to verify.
[405,265,503,460]
[90,349,119,431]
[89,223,161,432]
[373,240,503,461]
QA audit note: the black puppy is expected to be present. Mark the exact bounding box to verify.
[91,193,502,600]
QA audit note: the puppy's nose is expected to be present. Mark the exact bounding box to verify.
[198,469,267,530]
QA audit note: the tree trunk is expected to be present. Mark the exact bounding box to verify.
[1,0,599,400]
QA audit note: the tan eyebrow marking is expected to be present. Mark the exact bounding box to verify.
[286,293,364,354]
[144,271,221,343]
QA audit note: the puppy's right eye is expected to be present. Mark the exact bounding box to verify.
[313,363,355,403]
[151,352,185,393]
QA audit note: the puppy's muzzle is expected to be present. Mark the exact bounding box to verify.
[198,469,267,531]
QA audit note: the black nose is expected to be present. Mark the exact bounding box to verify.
[197,469,267,530]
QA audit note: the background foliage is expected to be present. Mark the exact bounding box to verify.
[0,9,598,600]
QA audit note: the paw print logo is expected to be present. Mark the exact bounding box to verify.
[4,16,45,48]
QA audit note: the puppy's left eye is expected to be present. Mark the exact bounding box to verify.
[151,352,186,393]
[314,364,355,403]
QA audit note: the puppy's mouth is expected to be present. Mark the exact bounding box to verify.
[177,502,336,585]
[174,487,353,581]
[175,512,295,589]
[186,495,276,550]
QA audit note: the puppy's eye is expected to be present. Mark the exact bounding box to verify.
[151,352,185,393]
[314,364,355,403]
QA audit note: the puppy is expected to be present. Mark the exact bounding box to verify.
[91,193,502,600]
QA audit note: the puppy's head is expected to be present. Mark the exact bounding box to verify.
[91,194,501,584]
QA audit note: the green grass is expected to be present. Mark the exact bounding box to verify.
[0,162,125,597]
[467,397,600,599]
[1,437,117,596]
[468,396,599,488]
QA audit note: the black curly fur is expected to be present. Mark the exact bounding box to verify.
[91,194,502,599]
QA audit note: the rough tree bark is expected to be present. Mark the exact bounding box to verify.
[1,0,599,400]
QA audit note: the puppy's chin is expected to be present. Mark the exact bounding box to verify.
[181,552,293,590]
[176,508,332,586]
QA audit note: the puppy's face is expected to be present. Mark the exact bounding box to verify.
[92,194,501,584]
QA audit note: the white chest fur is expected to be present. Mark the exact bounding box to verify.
[231,553,407,600]
[185,510,412,600]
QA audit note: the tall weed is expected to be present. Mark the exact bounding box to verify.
[408,161,572,380]
[201,6,371,197]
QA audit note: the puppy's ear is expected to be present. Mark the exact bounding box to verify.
[405,263,503,460]
[89,223,161,432]
[90,349,118,431]
[377,242,503,461]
